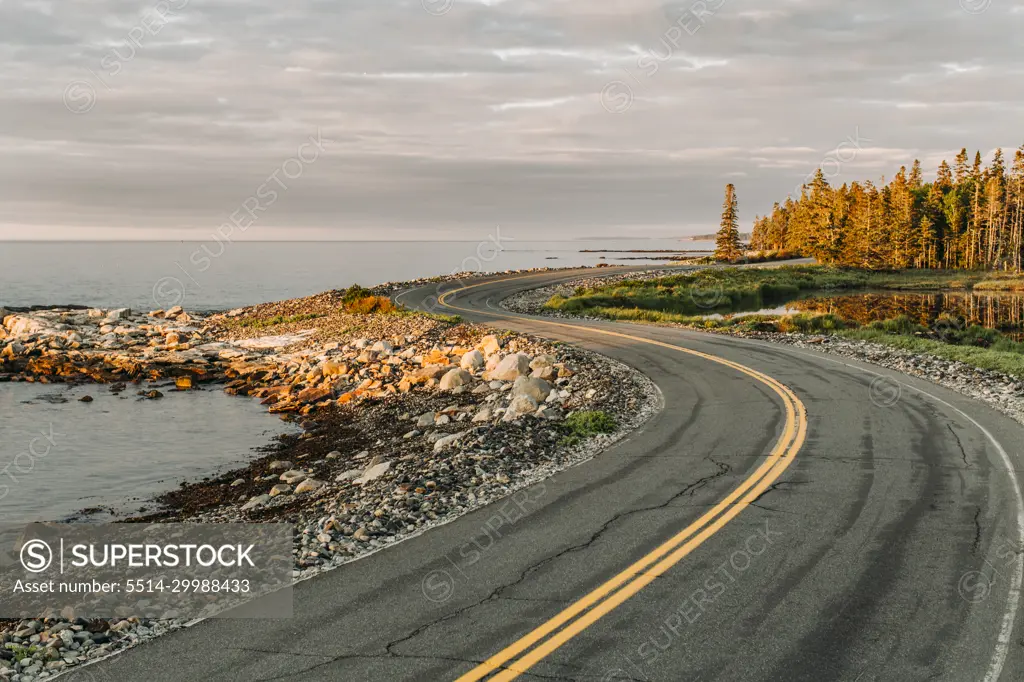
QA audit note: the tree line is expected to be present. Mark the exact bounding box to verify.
[748,146,1024,270]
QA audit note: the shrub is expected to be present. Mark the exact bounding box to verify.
[564,410,617,436]
[344,295,398,315]
[341,284,373,304]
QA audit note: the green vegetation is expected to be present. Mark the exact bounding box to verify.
[546,264,1024,377]
[560,410,618,446]
[545,265,1024,320]
[841,324,1024,377]
[6,644,40,662]
[340,284,374,303]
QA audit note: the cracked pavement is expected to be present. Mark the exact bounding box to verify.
[69,268,1024,681]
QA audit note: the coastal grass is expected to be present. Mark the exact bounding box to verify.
[544,265,1024,319]
[839,326,1024,377]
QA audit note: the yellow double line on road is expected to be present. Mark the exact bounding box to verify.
[435,276,808,681]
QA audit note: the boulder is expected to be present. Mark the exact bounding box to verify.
[416,412,436,427]
[269,484,292,497]
[294,478,325,494]
[531,366,556,380]
[2,342,25,359]
[503,394,538,420]
[267,460,293,471]
[434,431,468,452]
[371,340,394,353]
[439,368,474,390]
[104,308,132,322]
[164,306,184,318]
[511,376,552,403]
[477,335,501,356]
[472,407,493,423]
[490,353,531,381]
[278,470,307,485]
[405,364,447,385]
[321,360,348,376]
[354,461,391,485]
[530,354,556,370]
[6,316,47,338]
[460,349,485,370]
[241,494,271,511]
[296,386,331,404]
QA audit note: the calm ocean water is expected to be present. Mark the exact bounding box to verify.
[0,383,298,523]
[0,239,710,311]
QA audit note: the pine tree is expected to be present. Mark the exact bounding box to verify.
[715,184,742,261]
[752,146,1024,271]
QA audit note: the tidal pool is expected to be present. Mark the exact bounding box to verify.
[0,382,299,523]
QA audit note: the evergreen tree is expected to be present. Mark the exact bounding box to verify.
[750,147,1024,271]
[715,184,742,261]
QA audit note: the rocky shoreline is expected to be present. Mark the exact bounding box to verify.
[0,286,659,680]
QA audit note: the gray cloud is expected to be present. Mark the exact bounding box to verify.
[2,0,1024,239]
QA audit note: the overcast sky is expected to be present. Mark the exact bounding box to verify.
[2,0,1023,241]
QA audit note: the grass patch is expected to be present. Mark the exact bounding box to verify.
[6,644,39,662]
[839,327,1024,377]
[560,410,618,446]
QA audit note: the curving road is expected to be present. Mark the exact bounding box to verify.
[76,266,1024,681]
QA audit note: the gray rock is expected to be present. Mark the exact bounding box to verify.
[279,470,308,485]
[439,367,474,390]
[529,354,556,370]
[434,431,468,452]
[416,412,436,428]
[269,484,292,497]
[241,494,271,510]
[335,469,363,482]
[511,376,552,402]
[503,394,539,420]
[355,461,391,484]
[490,353,531,381]
[294,478,325,494]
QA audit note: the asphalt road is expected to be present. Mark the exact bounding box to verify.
[76,266,1024,681]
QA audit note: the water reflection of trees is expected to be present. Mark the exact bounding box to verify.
[788,293,1024,338]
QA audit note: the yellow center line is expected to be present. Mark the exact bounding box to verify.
[429,274,808,681]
